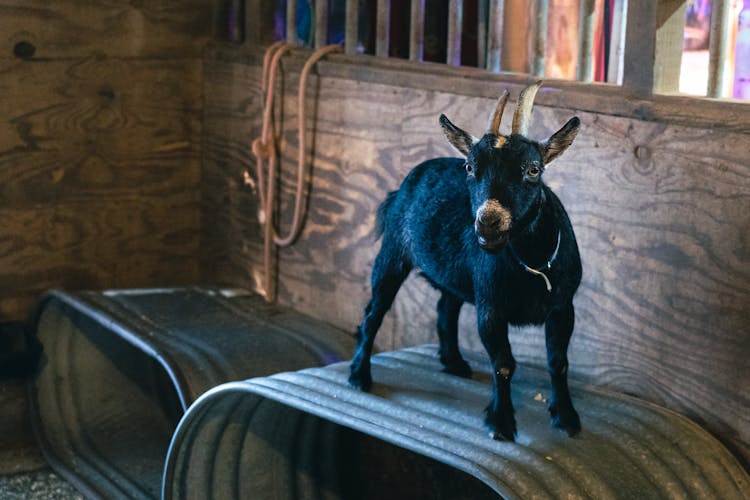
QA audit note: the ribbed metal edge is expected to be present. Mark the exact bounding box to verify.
[164,345,750,500]
[27,288,355,499]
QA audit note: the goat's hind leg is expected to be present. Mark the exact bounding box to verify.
[436,291,472,378]
[348,241,411,391]
[545,302,581,436]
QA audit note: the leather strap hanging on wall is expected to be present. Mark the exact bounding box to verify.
[251,42,343,302]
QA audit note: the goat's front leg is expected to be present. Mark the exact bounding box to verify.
[436,291,471,378]
[545,302,581,436]
[477,307,516,441]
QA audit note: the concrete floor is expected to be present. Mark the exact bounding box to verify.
[0,379,81,499]
[0,470,82,500]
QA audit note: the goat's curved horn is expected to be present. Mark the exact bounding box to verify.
[511,80,543,136]
[487,89,510,135]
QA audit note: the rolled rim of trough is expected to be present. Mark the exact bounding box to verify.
[163,345,750,500]
[26,290,188,499]
[26,288,355,499]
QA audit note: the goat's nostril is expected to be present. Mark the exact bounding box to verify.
[478,215,501,229]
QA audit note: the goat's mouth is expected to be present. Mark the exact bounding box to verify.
[477,233,508,253]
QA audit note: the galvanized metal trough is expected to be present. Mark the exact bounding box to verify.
[28,288,354,499]
[164,344,750,500]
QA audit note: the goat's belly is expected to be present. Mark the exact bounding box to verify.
[506,303,549,326]
[503,281,553,326]
[415,268,474,304]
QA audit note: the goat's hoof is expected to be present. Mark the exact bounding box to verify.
[441,358,473,378]
[549,403,581,436]
[489,429,516,442]
[485,411,517,442]
[348,371,372,392]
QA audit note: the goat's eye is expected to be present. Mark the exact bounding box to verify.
[465,163,474,175]
[526,165,541,178]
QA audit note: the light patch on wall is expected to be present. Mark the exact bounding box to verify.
[154,141,190,153]
[50,168,65,184]
[242,169,256,190]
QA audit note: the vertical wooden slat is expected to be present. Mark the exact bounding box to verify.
[246,0,262,44]
[577,0,596,82]
[486,0,504,71]
[653,0,686,93]
[622,0,656,96]
[708,0,732,97]
[287,0,298,44]
[376,0,391,56]
[606,0,628,84]
[502,0,531,73]
[315,0,329,48]
[410,0,425,61]
[477,0,488,68]
[447,0,463,65]
[532,0,549,76]
[345,0,358,55]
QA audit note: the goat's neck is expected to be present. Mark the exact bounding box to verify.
[508,190,558,269]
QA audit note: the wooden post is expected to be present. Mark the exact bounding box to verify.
[246,0,262,44]
[532,0,549,76]
[345,0,358,55]
[376,0,391,57]
[315,0,329,48]
[607,0,628,84]
[478,0,488,68]
[486,0,504,71]
[287,0,298,44]
[708,0,732,97]
[502,0,533,73]
[410,0,425,61]
[577,0,596,82]
[447,0,463,66]
[653,0,686,94]
[622,0,656,96]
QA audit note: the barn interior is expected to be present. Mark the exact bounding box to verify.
[1,1,749,498]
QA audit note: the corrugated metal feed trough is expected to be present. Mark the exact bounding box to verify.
[28,287,354,499]
[164,345,750,500]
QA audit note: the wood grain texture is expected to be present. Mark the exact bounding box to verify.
[0,0,213,59]
[205,44,750,133]
[0,195,200,320]
[0,56,202,208]
[202,52,750,465]
[0,0,210,320]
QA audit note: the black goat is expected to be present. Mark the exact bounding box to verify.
[349,81,582,441]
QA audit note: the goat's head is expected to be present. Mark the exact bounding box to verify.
[439,81,580,253]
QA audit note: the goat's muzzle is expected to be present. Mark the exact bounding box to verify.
[475,200,512,253]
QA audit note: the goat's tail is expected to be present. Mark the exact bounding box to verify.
[375,190,398,238]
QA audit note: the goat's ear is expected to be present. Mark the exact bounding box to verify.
[542,116,580,164]
[439,114,475,157]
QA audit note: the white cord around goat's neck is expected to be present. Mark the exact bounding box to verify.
[509,231,561,292]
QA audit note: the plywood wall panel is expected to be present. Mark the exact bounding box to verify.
[202,54,750,463]
[0,0,213,59]
[0,57,202,208]
[0,194,200,318]
[0,0,210,320]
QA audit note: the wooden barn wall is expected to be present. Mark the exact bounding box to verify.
[0,1,213,319]
[202,47,750,463]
